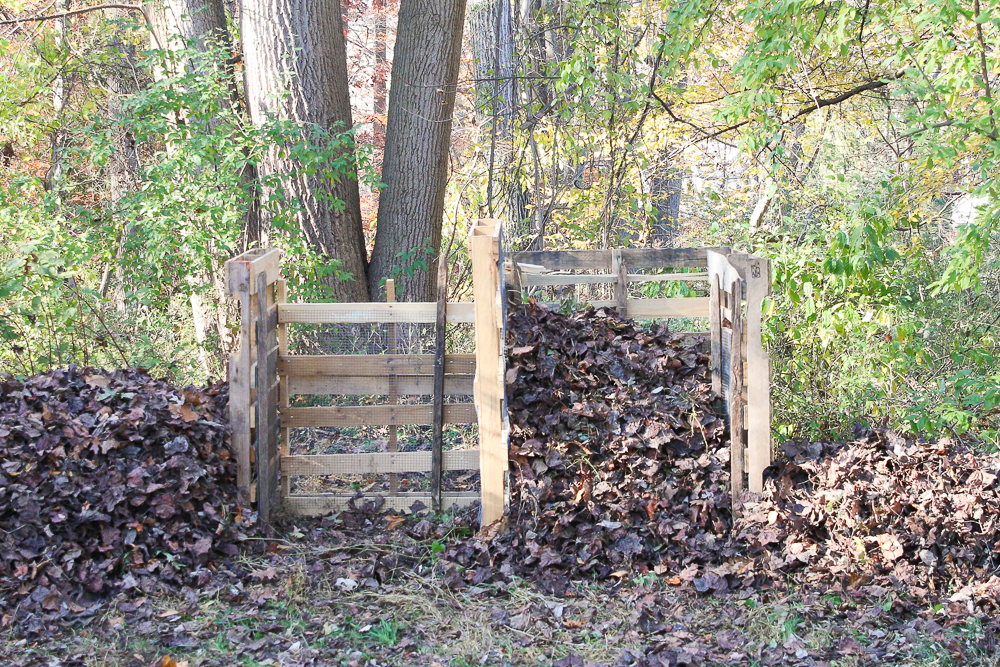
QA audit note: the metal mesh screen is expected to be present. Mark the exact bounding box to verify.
[515,269,711,331]
[284,320,479,498]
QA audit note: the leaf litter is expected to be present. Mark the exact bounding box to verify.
[2,304,1000,665]
[0,366,256,636]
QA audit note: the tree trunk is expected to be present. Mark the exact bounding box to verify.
[373,0,388,142]
[146,0,229,69]
[241,0,369,302]
[368,0,468,302]
[647,151,682,246]
[146,0,233,373]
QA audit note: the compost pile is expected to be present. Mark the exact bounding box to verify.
[734,429,1000,607]
[0,367,252,627]
[495,301,736,591]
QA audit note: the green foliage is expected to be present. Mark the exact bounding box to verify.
[1,32,367,380]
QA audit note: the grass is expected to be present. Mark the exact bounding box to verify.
[1,534,994,667]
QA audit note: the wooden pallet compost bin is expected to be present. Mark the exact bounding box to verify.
[225,224,510,527]
[506,246,772,501]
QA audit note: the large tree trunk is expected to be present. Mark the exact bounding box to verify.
[146,0,230,79]
[241,0,369,302]
[368,0,468,302]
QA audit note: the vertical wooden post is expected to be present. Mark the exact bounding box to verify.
[729,278,745,511]
[228,261,252,501]
[277,279,289,500]
[471,219,505,525]
[611,249,627,316]
[431,258,448,512]
[256,273,280,527]
[745,256,772,492]
[709,274,722,396]
[386,279,398,496]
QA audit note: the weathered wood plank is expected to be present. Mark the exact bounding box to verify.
[282,449,480,476]
[256,275,280,528]
[729,278,746,513]
[278,354,476,376]
[286,373,474,396]
[709,274,722,396]
[284,492,479,516]
[432,258,448,512]
[471,218,505,526]
[519,272,710,287]
[280,403,477,427]
[278,302,474,324]
[277,280,290,500]
[535,297,710,319]
[225,248,282,296]
[745,256,772,493]
[511,247,729,271]
[228,259,252,500]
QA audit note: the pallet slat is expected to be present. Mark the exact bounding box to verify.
[520,272,709,287]
[286,373,474,397]
[535,297,709,318]
[279,302,474,324]
[278,354,476,376]
[511,247,729,271]
[285,492,479,516]
[282,449,480,476]
[280,403,476,427]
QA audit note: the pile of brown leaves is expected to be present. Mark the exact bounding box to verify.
[494,302,736,593]
[0,367,253,631]
[735,429,1000,609]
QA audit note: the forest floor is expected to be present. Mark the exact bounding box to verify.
[1,512,997,667]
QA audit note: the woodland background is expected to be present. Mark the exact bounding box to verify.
[2,0,1000,445]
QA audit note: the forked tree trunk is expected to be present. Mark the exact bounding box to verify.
[368,0,468,302]
[241,0,369,302]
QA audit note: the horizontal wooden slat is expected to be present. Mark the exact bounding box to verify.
[280,403,477,427]
[284,492,480,516]
[512,247,728,271]
[279,302,474,324]
[287,373,474,396]
[536,297,710,318]
[282,449,480,476]
[520,272,710,286]
[278,354,476,376]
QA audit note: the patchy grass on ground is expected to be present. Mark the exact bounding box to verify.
[2,515,997,667]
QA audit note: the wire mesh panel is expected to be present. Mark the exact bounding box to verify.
[278,316,480,515]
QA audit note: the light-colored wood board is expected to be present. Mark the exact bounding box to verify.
[471,218,505,526]
[225,248,282,296]
[520,272,709,287]
[709,274,722,395]
[511,247,730,271]
[745,256,772,493]
[729,278,746,512]
[278,353,476,376]
[535,297,709,319]
[278,301,474,324]
[284,492,479,516]
[280,403,477,427]
[283,372,476,399]
[282,449,480,476]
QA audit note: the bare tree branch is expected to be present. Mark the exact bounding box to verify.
[0,3,141,26]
